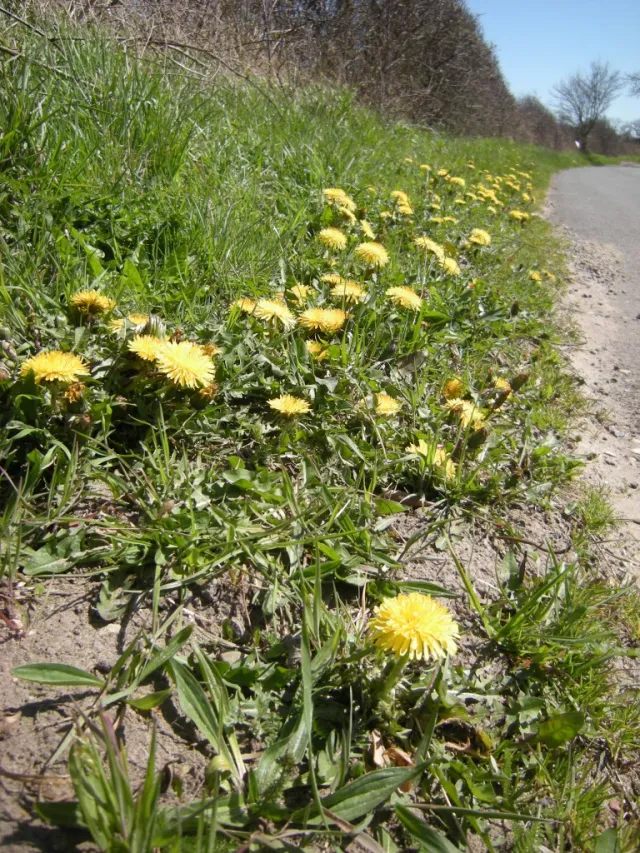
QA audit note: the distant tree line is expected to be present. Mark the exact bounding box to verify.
[8,0,640,156]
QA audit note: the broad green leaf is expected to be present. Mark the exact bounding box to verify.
[255,714,308,796]
[35,801,85,829]
[122,259,143,287]
[13,663,105,688]
[300,765,423,824]
[374,497,409,516]
[126,689,173,710]
[534,711,585,748]
[168,658,243,782]
[421,310,449,324]
[23,548,72,577]
[595,828,621,853]
[396,805,461,852]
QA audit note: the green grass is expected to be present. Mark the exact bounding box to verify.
[1,18,640,853]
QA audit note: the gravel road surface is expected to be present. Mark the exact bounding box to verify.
[546,164,640,554]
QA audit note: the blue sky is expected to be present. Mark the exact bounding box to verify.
[465,0,640,123]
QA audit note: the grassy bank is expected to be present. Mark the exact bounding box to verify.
[1,24,639,853]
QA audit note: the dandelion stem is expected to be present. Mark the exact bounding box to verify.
[378,654,409,699]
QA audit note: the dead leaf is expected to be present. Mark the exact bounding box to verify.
[369,729,387,769]
[0,713,20,741]
[436,717,493,757]
[385,745,415,792]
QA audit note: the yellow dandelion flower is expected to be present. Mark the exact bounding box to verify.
[355,242,389,268]
[128,335,167,362]
[454,197,467,206]
[430,203,442,211]
[509,210,530,222]
[128,313,149,326]
[70,290,116,315]
[268,394,311,416]
[414,236,445,262]
[299,307,346,334]
[306,341,329,361]
[543,270,557,282]
[323,188,356,212]
[449,176,466,187]
[406,440,456,480]
[63,382,86,403]
[529,271,542,282]
[231,297,256,313]
[494,378,512,394]
[320,273,345,286]
[380,211,393,219]
[433,447,457,481]
[443,216,458,224]
[430,216,445,224]
[319,227,348,251]
[420,164,432,172]
[406,438,431,457]
[445,397,485,429]
[254,298,296,330]
[385,286,423,311]
[197,382,218,401]
[111,313,148,331]
[375,393,401,416]
[440,257,461,276]
[465,192,478,201]
[290,284,312,304]
[331,280,367,303]
[469,228,491,247]
[369,592,459,661]
[432,193,442,202]
[201,343,221,357]
[391,190,410,204]
[467,162,476,169]
[437,169,449,177]
[360,220,375,240]
[21,350,89,384]
[397,203,414,215]
[338,205,357,223]
[155,341,215,389]
[521,192,531,202]
[487,206,497,214]
[442,378,463,399]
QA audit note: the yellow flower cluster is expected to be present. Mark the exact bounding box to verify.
[127,336,217,389]
[323,187,356,212]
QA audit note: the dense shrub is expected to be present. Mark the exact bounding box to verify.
[8,0,640,154]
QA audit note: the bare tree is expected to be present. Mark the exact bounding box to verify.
[628,72,640,97]
[551,61,623,151]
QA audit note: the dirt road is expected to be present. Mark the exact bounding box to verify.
[546,164,640,553]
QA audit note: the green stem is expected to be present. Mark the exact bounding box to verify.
[378,654,409,699]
